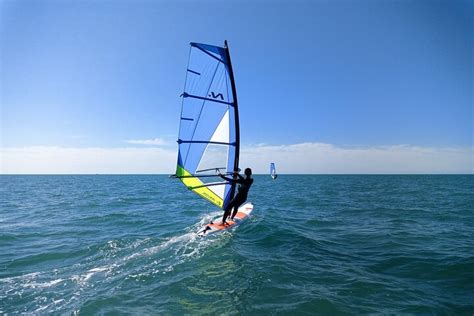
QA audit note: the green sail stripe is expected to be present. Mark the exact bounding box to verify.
[176,165,224,208]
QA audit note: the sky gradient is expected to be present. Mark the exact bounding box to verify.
[1,0,472,173]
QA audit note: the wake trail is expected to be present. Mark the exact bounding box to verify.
[0,211,226,314]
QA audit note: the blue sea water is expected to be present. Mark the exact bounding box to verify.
[0,175,473,314]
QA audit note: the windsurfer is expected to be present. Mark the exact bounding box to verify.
[219,168,253,225]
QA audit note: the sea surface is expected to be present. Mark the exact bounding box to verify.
[0,175,473,314]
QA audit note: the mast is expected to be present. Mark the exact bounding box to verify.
[224,40,240,196]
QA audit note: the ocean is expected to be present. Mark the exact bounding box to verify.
[1,175,473,314]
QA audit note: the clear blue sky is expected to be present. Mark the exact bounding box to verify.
[1,0,472,150]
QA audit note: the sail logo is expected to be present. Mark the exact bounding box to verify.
[209,92,224,100]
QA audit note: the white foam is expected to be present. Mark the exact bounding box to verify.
[72,265,112,285]
[0,271,41,284]
[25,278,64,289]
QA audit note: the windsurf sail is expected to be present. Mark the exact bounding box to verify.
[173,41,240,209]
[270,162,277,179]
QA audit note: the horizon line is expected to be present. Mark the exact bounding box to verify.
[1,173,472,176]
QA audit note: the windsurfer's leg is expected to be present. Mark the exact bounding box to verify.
[230,205,239,220]
[222,209,230,224]
[230,196,245,220]
[222,199,235,224]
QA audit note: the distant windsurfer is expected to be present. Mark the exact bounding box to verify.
[219,168,253,225]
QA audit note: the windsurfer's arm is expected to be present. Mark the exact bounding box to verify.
[219,172,242,183]
[219,174,234,182]
[233,174,246,184]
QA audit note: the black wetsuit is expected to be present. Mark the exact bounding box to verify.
[220,174,253,222]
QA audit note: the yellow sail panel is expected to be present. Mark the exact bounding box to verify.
[176,165,224,208]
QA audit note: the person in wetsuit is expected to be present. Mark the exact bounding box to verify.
[219,168,253,225]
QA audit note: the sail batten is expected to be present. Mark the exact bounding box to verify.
[177,140,236,146]
[182,92,234,106]
[175,41,239,210]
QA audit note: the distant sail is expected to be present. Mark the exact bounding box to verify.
[270,162,277,179]
[174,41,240,209]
